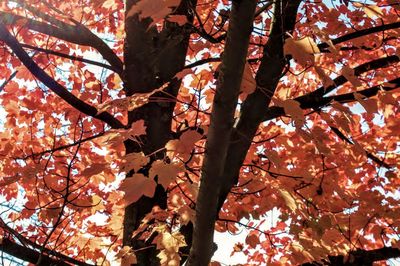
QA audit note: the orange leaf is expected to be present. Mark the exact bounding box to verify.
[166,130,202,158]
[120,152,149,173]
[284,37,320,66]
[276,99,305,126]
[341,66,362,88]
[354,92,378,113]
[167,15,188,26]
[126,0,181,27]
[245,233,260,249]
[149,160,183,189]
[120,174,156,206]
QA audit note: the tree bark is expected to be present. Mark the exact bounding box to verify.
[187,1,258,265]
[217,0,301,213]
[122,0,196,265]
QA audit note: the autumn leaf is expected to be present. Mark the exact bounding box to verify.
[149,160,184,189]
[116,246,137,266]
[0,175,21,187]
[166,130,202,159]
[174,68,194,80]
[341,65,362,88]
[353,2,384,19]
[126,0,181,27]
[354,92,378,113]
[91,194,105,214]
[102,0,115,9]
[279,189,297,212]
[284,37,320,66]
[314,66,335,89]
[275,98,305,126]
[245,233,260,249]
[81,163,106,176]
[120,152,149,173]
[120,174,156,206]
[167,15,188,26]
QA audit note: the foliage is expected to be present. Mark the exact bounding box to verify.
[0,0,399,265]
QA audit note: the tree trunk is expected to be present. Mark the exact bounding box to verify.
[122,0,196,265]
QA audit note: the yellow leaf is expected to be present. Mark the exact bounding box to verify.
[91,195,105,214]
[284,37,320,66]
[364,5,384,19]
[102,0,115,9]
[279,189,297,212]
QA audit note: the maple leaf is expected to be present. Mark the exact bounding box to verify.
[341,66,362,88]
[126,0,181,27]
[166,15,188,26]
[149,160,184,189]
[245,233,260,249]
[119,174,156,206]
[91,194,105,215]
[284,37,320,66]
[354,92,378,113]
[353,2,384,19]
[116,246,137,266]
[166,130,202,160]
[119,152,149,173]
[275,98,305,127]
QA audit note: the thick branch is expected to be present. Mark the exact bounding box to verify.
[319,21,400,52]
[187,1,258,265]
[0,11,123,75]
[329,125,391,169]
[297,55,400,102]
[302,247,400,265]
[0,237,94,266]
[0,219,93,266]
[21,43,118,72]
[0,22,124,129]
[0,238,69,265]
[263,73,400,122]
[217,0,301,211]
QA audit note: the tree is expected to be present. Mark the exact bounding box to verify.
[0,0,399,265]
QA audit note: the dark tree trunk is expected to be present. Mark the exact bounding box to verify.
[122,0,196,265]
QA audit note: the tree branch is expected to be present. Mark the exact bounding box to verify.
[187,1,258,265]
[318,21,400,52]
[0,11,123,75]
[0,219,93,266]
[302,247,400,265]
[21,43,118,72]
[217,0,302,212]
[0,21,124,129]
[263,75,400,122]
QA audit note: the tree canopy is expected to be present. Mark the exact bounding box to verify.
[0,0,399,265]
